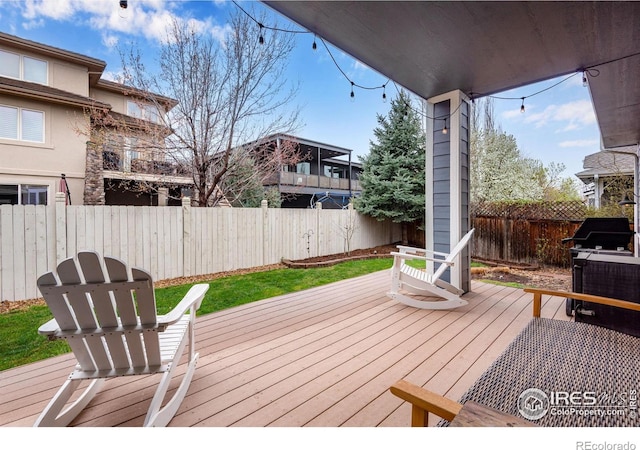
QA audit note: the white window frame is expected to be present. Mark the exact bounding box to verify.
[0,49,48,85]
[0,104,45,143]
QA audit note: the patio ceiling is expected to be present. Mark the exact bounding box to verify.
[263,1,640,150]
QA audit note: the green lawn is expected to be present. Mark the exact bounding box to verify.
[0,257,394,372]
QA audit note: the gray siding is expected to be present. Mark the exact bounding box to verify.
[459,100,471,291]
[433,100,451,282]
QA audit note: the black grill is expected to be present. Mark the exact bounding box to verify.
[561,217,633,250]
[564,218,634,317]
[563,218,640,336]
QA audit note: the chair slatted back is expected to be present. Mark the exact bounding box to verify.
[37,251,161,373]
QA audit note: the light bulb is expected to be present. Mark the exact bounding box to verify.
[312,35,317,50]
[582,72,588,87]
[520,98,525,113]
[442,119,448,134]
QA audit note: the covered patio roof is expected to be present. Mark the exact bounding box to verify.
[263,1,640,150]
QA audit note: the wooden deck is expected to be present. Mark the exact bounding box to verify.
[0,271,569,427]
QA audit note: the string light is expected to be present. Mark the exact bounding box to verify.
[442,118,448,135]
[230,1,595,123]
[118,0,128,18]
[232,1,389,104]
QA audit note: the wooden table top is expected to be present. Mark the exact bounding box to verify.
[450,401,538,427]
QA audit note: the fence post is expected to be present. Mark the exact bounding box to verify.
[316,202,322,256]
[55,192,66,264]
[261,199,268,265]
[182,197,191,276]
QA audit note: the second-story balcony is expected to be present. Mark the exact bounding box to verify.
[103,150,192,184]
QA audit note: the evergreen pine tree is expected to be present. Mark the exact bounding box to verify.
[355,90,425,244]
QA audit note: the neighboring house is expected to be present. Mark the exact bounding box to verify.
[575,150,635,208]
[0,31,193,207]
[259,134,362,208]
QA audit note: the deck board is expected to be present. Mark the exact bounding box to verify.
[0,270,569,427]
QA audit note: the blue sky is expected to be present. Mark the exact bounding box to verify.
[0,0,600,179]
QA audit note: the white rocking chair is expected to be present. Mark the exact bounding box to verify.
[387,229,475,310]
[34,251,209,427]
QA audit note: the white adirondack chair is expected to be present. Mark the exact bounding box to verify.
[387,229,475,310]
[34,251,209,427]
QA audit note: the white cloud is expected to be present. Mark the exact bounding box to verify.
[100,70,122,82]
[22,18,44,30]
[13,0,224,46]
[352,60,370,72]
[558,139,600,148]
[101,33,119,49]
[504,99,596,132]
[23,0,75,21]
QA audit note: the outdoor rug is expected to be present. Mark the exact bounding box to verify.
[440,318,640,426]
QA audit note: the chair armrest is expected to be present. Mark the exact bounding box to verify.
[524,288,640,318]
[38,318,60,338]
[389,379,462,426]
[158,283,209,326]
[396,245,449,257]
[390,252,452,264]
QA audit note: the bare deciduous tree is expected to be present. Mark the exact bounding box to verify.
[119,8,302,206]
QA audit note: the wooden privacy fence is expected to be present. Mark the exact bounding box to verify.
[470,201,627,268]
[471,216,583,267]
[0,193,400,302]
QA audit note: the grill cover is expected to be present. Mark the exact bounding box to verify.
[563,217,633,249]
[573,252,640,337]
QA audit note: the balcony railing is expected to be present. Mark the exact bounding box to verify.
[103,151,189,177]
[278,171,361,191]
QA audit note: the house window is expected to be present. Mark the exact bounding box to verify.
[0,50,48,84]
[324,165,344,179]
[127,100,161,124]
[123,137,139,172]
[23,56,48,84]
[0,184,48,205]
[0,50,20,79]
[296,162,310,175]
[0,105,44,142]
